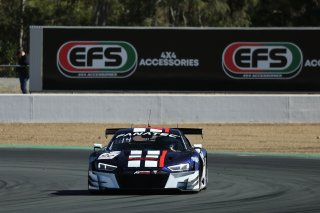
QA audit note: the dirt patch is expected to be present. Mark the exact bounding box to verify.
[0,78,20,93]
[1,123,320,153]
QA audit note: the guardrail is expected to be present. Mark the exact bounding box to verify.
[1,94,320,123]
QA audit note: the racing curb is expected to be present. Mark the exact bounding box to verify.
[1,144,320,159]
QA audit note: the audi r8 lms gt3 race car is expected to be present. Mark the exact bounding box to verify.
[88,127,208,192]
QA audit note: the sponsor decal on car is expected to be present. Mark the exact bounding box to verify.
[98,151,121,160]
[134,171,151,175]
[222,42,303,79]
[115,132,180,139]
[57,41,137,78]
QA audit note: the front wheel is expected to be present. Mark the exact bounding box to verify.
[200,156,208,190]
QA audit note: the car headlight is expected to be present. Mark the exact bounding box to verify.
[167,163,189,172]
[97,162,117,171]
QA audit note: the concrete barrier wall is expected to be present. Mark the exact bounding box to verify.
[1,94,320,123]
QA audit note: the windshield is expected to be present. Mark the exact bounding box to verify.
[108,132,186,151]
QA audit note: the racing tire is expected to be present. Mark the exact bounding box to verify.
[202,156,208,190]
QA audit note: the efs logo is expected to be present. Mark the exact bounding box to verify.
[57,41,137,78]
[222,42,303,79]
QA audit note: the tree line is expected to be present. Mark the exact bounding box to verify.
[1,0,320,65]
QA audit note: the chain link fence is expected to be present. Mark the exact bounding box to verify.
[0,65,21,93]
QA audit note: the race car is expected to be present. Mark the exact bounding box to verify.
[88,127,208,192]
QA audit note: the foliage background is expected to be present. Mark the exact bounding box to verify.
[1,0,320,66]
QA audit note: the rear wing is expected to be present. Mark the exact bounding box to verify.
[105,127,203,138]
[105,128,121,138]
[176,128,203,138]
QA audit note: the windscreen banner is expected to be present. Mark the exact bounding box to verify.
[38,27,320,92]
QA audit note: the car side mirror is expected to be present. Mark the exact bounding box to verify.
[193,144,203,153]
[93,143,102,151]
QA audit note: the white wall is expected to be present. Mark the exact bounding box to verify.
[1,94,320,123]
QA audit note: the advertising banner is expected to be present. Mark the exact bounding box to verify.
[40,27,320,92]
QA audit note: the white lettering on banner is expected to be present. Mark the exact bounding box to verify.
[139,51,199,68]
[305,59,320,67]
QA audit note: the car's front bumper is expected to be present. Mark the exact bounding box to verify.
[88,170,200,191]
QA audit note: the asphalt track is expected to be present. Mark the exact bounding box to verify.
[1,148,320,213]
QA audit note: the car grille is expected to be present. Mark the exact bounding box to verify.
[116,172,169,189]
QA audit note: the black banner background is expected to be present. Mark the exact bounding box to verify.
[42,27,320,92]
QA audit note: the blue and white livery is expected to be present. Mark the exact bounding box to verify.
[88,127,208,192]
